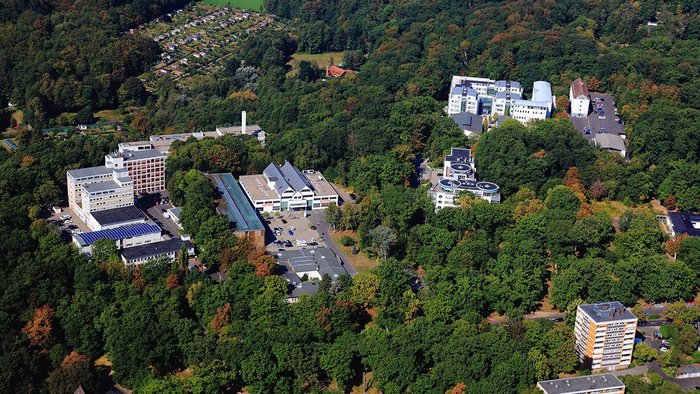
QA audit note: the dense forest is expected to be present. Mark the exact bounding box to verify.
[1,0,700,392]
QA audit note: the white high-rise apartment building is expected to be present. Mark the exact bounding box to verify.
[574,302,637,371]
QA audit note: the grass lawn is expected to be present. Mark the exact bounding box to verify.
[590,200,632,218]
[329,230,379,274]
[94,109,126,122]
[201,0,264,11]
[286,51,345,76]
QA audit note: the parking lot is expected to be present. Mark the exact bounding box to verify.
[570,93,625,140]
[266,213,324,252]
[48,206,91,239]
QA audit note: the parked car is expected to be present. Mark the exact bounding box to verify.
[285,240,292,247]
[60,214,71,220]
[660,346,669,353]
[288,230,294,236]
[281,219,288,224]
[310,226,317,230]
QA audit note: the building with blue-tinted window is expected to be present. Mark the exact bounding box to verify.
[72,222,162,255]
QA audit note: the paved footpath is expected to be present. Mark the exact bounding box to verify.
[308,210,357,277]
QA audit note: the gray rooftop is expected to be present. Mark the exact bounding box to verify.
[67,166,112,180]
[90,206,146,227]
[450,113,483,133]
[578,302,637,323]
[263,161,313,196]
[121,238,193,261]
[109,149,164,161]
[445,147,471,164]
[495,80,521,89]
[678,364,700,375]
[82,180,123,193]
[537,374,624,394]
[594,134,625,152]
[275,248,349,281]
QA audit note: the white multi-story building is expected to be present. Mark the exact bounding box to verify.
[79,169,134,214]
[239,161,338,212]
[428,148,501,209]
[574,302,637,371]
[448,76,523,116]
[510,81,554,124]
[570,78,591,117]
[68,147,165,214]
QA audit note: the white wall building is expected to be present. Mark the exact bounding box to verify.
[239,161,338,212]
[510,81,555,124]
[428,148,501,209]
[79,169,134,214]
[570,78,591,117]
[448,76,523,116]
[574,302,637,371]
[72,222,162,255]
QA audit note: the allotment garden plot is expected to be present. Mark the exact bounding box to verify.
[133,3,283,88]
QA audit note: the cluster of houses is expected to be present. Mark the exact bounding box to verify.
[139,6,270,80]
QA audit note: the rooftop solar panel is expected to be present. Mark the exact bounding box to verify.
[76,223,161,246]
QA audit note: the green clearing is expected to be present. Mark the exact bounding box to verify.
[286,51,345,76]
[200,0,264,11]
[329,230,379,274]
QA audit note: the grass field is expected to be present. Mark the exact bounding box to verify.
[286,51,345,76]
[201,0,264,11]
[329,230,379,274]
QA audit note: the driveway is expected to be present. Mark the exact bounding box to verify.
[330,182,355,206]
[647,362,700,391]
[308,210,357,277]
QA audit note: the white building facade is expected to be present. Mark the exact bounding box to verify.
[448,76,523,116]
[510,81,555,124]
[569,78,591,117]
[428,148,501,209]
[239,161,338,213]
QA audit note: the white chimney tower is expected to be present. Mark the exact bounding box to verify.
[241,111,247,135]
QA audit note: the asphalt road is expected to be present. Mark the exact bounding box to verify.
[308,210,357,277]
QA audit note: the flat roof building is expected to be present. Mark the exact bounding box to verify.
[537,374,625,394]
[104,148,165,194]
[120,238,195,265]
[448,76,523,117]
[118,112,265,154]
[510,81,554,124]
[209,173,265,247]
[593,134,626,158]
[72,222,162,255]
[67,142,166,230]
[274,248,350,302]
[574,302,637,371]
[428,148,500,208]
[89,206,147,230]
[239,161,338,212]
